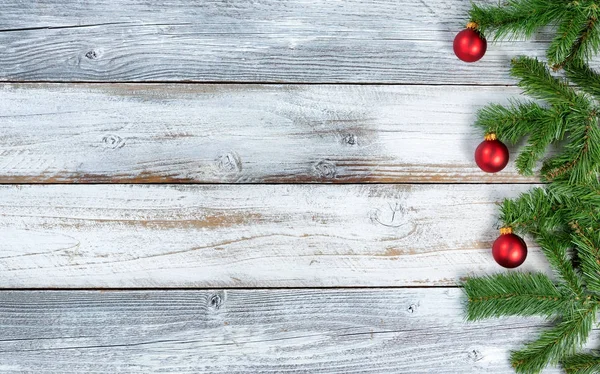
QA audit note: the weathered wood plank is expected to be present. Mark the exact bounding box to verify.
[0,289,568,373]
[0,83,539,183]
[0,0,580,83]
[0,184,551,288]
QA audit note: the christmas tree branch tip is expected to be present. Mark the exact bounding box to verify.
[467,0,600,69]
[474,56,600,184]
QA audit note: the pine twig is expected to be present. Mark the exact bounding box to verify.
[542,110,600,184]
[468,1,568,41]
[570,222,600,293]
[510,56,588,109]
[564,63,600,99]
[463,273,567,320]
[511,304,598,374]
[552,16,599,71]
[561,353,600,374]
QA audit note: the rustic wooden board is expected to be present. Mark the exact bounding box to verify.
[0,0,571,83]
[0,83,539,183]
[0,289,568,373]
[0,184,551,288]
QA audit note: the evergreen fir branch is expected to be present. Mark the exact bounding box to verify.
[474,100,549,144]
[510,304,598,374]
[564,62,600,99]
[552,15,600,70]
[514,109,565,175]
[500,188,560,233]
[548,181,600,207]
[548,184,600,241]
[510,56,589,110]
[536,232,584,297]
[468,0,600,70]
[462,2,600,373]
[469,1,569,40]
[475,58,600,183]
[548,11,589,68]
[570,223,600,293]
[561,353,600,374]
[463,272,567,320]
[542,113,600,184]
[500,189,584,295]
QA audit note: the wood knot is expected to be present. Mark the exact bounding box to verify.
[467,349,483,362]
[313,160,336,179]
[407,303,418,313]
[215,151,242,174]
[342,134,357,145]
[85,49,99,60]
[102,134,125,149]
[370,202,408,228]
[209,293,224,310]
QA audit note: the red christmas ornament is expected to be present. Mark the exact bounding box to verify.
[475,133,509,173]
[492,227,527,268]
[454,22,487,62]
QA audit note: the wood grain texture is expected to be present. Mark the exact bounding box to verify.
[0,289,569,373]
[0,184,551,288]
[0,83,540,183]
[0,0,577,83]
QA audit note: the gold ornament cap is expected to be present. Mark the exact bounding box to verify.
[466,22,479,30]
[484,133,497,141]
[499,227,513,235]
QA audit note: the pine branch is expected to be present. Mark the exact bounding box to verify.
[542,112,600,184]
[510,56,589,110]
[548,181,600,208]
[462,2,600,373]
[536,232,584,297]
[514,109,565,175]
[570,223,600,293]
[511,304,598,374]
[564,63,600,100]
[469,1,569,40]
[500,189,584,295]
[483,57,600,185]
[500,188,561,235]
[561,353,600,374]
[464,272,567,320]
[552,15,600,70]
[548,11,589,68]
[467,1,600,70]
[474,100,548,145]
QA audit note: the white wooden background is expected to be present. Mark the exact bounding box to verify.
[0,0,571,372]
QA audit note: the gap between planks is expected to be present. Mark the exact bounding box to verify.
[0,81,521,86]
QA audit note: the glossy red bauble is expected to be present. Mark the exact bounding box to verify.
[492,228,527,269]
[475,134,509,173]
[454,27,487,63]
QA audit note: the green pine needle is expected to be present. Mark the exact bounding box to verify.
[510,56,588,109]
[468,0,600,68]
[571,229,600,293]
[474,57,600,185]
[561,353,600,374]
[548,11,589,67]
[511,304,598,373]
[564,62,600,99]
[469,1,568,41]
[463,272,567,320]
